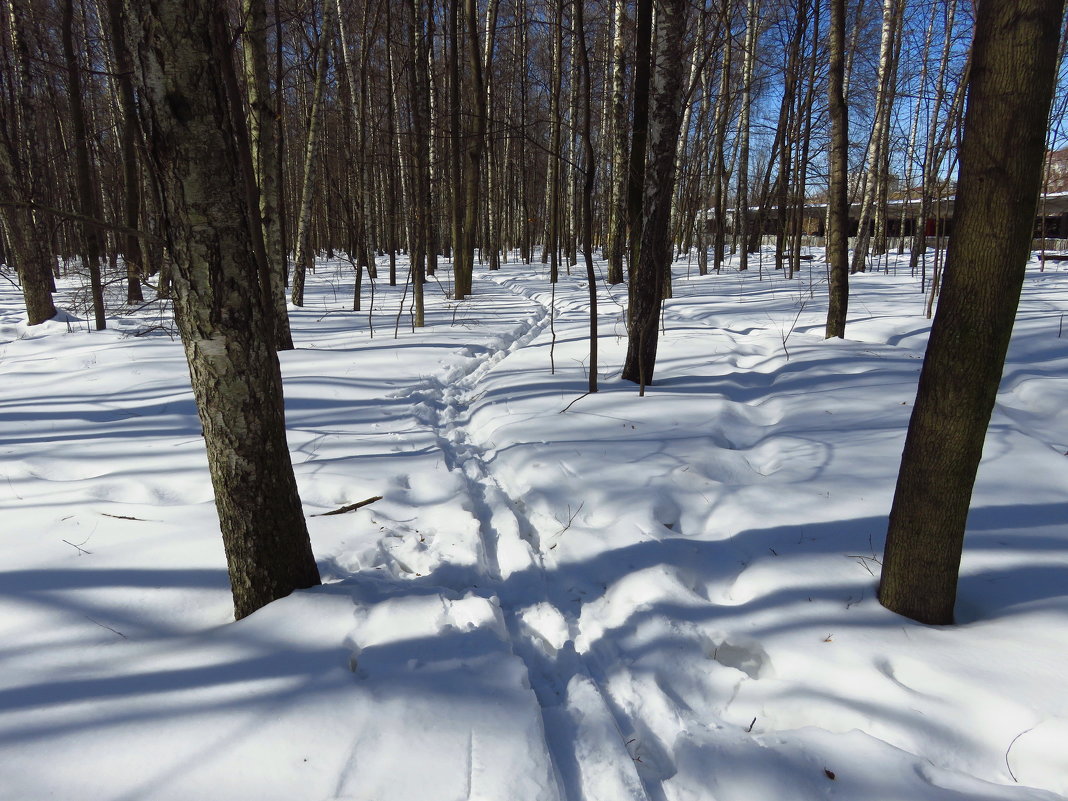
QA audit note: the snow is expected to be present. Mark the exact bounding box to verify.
[1,249,1066,801]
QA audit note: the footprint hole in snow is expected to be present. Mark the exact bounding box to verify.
[705,638,770,679]
[652,494,681,531]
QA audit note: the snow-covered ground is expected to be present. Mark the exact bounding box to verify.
[1,249,1066,801]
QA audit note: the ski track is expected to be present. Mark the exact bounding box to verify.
[339,266,929,801]
[359,275,656,801]
[344,262,1068,801]
[398,272,742,801]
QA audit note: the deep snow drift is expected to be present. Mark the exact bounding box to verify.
[1,249,1066,801]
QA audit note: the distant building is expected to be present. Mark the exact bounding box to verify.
[722,151,1068,243]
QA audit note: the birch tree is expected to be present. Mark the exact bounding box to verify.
[736,0,760,271]
[850,0,902,274]
[125,0,321,619]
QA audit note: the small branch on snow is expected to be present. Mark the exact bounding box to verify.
[845,554,882,576]
[554,502,585,537]
[1005,726,1036,782]
[100,513,147,521]
[85,615,127,639]
[780,302,807,361]
[559,392,591,413]
[62,538,92,555]
[312,496,383,517]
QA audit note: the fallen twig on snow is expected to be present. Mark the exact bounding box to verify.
[62,538,92,555]
[313,496,383,517]
[1005,725,1036,782]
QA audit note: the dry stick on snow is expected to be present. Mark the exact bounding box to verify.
[549,279,557,374]
[781,302,807,361]
[559,392,592,414]
[85,615,127,638]
[1005,726,1036,782]
[312,496,384,517]
[62,538,92,555]
[555,502,585,536]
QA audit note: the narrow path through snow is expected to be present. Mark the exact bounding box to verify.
[398,273,683,801]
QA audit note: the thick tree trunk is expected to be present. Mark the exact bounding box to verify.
[126,0,321,620]
[2,0,56,324]
[879,0,1065,625]
[622,0,690,389]
[0,153,57,324]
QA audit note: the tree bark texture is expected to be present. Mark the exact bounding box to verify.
[575,0,598,393]
[879,0,1065,625]
[126,0,321,620]
[825,0,849,338]
[605,0,628,284]
[2,0,57,325]
[242,0,293,350]
[622,0,689,389]
[625,0,653,278]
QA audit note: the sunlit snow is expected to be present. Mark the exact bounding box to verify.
[1,249,1066,800]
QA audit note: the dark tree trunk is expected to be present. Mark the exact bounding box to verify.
[626,0,653,275]
[126,0,321,620]
[103,0,145,303]
[576,0,597,393]
[242,0,293,350]
[290,5,333,307]
[62,0,107,330]
[879,0,1065,625]
[605,0,628,285]
[447,0,464,289]
[825,0,849,338]
[544,0,563,282]
[407,0,431,325]
[1,0,56,325]
[455,0,492,299]
[622,0,689,389]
